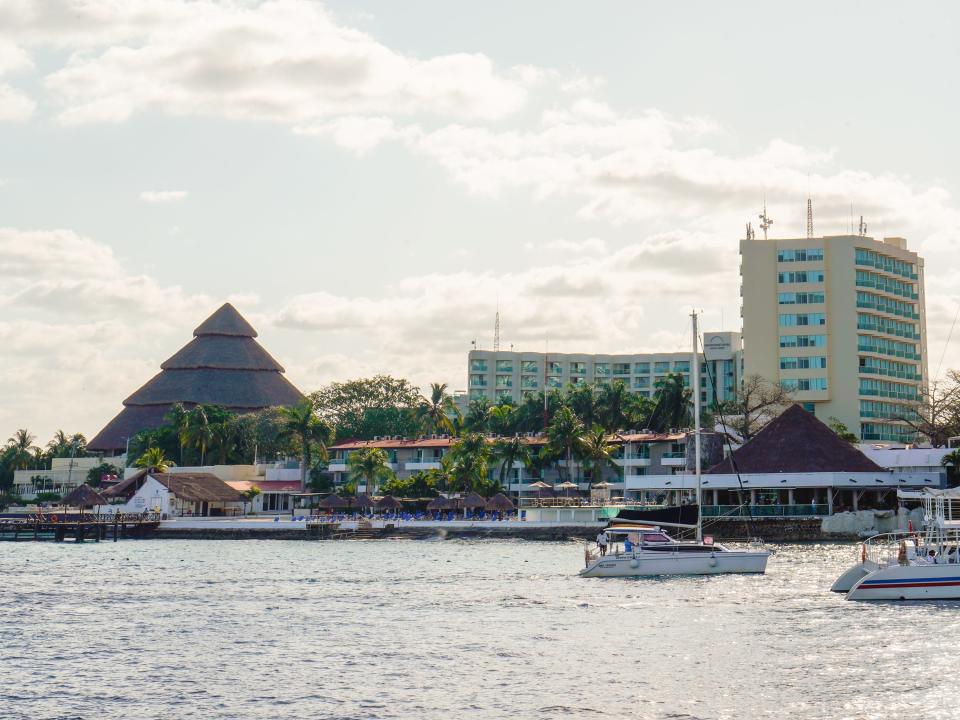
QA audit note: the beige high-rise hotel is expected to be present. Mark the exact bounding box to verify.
[740,233,926,442]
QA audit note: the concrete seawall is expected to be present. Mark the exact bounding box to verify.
[146,517,844,542]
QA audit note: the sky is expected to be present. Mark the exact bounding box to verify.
[2,0,960,443]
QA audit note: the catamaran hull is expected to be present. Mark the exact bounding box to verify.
[579,551,769,578]
[830,561,877,593]
[846,564,960,601]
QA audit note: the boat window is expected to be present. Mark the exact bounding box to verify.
[642,533,671,543]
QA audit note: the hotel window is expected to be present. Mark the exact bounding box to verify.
[569,361,586,375]
[781,377,828,392]
[594,363,611,376]
[778,292,825,305]
[521,360,538,374]
[495,375,513,388]
[570,376,585,386]
[779,356,827,370]
[469,375,488,387]
[521,376,538,389]
[778,270,825,283]
[634,361,650,374]
[777,248,824,262]
[546,375,562,389]
[779,313,826,327]
[548,361,562,374]
[654,361,670,373]
[633,376,650,389]
[613,362,631,375]
[470,359,487,372]
[780,334,827,348]
[495,360,513,373]
[673,361,690,372]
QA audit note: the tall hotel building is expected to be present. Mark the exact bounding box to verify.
[740,234,927,442]
[466,331,743,409]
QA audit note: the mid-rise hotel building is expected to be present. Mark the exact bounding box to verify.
[740,234,926,442]
[466,331,743,408]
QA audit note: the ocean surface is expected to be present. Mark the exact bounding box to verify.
[2,539,958,720]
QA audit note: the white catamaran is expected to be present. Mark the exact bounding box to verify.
[580,311,770,578]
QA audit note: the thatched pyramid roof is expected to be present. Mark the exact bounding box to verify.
[89,303,303,451]
[63,484,108,508]
[707,404,884,475]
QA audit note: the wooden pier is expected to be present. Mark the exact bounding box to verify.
[0,513,161,543]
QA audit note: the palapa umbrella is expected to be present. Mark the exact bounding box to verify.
[63,484,108,515]
[375,495,403,511]
[351,493,376,508]
[555,481,579,489]
[461,492,487,508]
[527,481,552,489]
[318,494,348,509]
[426,496,452,510]
[484,493,515,512]
[591,482,611,489]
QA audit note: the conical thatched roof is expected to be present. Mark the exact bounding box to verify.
[375,495,403,510]
[318,494,348,509]
[485,493,515,511]
[707,404,884,474]
[89,303,303,451]
[461,492,487,508]
[63,484,108,508]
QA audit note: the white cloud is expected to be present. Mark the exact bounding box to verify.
[140,190,188,203]
[4,0,530,126]
[0,82,34,120]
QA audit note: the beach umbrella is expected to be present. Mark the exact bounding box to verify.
[375,495,403,511]
[426,496,452,511]
[555,481,579,489]
[591,482,611,489]
[485,493,515,512]
[63,484,108,516]
[461,492,487,508]
[351,493,376,508]
[527,481,552,489]
[318,494,348,509]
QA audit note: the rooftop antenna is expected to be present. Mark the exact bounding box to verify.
[759,198,773,241]
[493,303,501,353]
[806,196,814,239]
[859,215,868,237]
[745,221,755,240]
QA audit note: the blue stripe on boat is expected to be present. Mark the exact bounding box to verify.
[861,575,960,585]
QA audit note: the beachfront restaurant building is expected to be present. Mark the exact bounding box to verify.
[103,471,245,517]
[623,405,943,516]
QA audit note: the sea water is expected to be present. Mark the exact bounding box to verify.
[1,539,958,720]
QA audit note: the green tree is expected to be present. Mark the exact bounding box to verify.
[567,384,600,428]
[46,430,70,458]
[165,403,191,465]
[546,406,586,483]
[415,382,462,435]
[279,398,334,490]
[579,426,619,484]
[942,449,960,485]
[488,404,517,435]
[380,470,441,498]
[241,486,262,514]
[447,432,493,493]
[312,375,421,440]
[597,381,630,431]
[828,417,859,444]
[463,397,493,432]
[492,436,532,490]
[86,462,122,487]
[208,420,237,464]
[134,447,171,473]
[6,429,38,470]
[648,373,693,432]
[348,447,394,496]
[186,406,212,465]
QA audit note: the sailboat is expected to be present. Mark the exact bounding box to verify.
[579,311,770,578]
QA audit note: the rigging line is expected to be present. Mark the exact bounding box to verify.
[698,333,755,541]
[934,300,960,383]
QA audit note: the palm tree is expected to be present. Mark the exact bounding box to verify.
[546,406,586,483]
[165,403,191,464]
[488,404,516,436]
[185,406,212,466]
[134,447,171,473]
[493,436,532,491]
[580,426,619,485]
[280,398,334,490]
[416,382,462,435]
[567,384,600,428]
[209,420,236,464]
[649,372,692,432]
[447,432,492,493]
[47,430,70,457]
[7,429,37,470]
[597,380,630,431]
[348,447,394,496]
[464,397,492,432]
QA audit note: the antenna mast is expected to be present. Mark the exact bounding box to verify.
[806,196,814,239]
[493,305,501,353]
[759,199,773,241]
[858,216,868,237]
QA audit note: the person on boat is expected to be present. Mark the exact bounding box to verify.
[597,530,609,556]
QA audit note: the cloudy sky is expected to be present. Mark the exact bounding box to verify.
[2,0,960,442]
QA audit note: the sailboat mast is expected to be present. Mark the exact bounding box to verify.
[692,310,702,543]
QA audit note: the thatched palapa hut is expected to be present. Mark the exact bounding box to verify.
[88,303,303,453]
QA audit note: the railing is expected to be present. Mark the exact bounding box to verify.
[701,504,830,518]
[662,452,686,459]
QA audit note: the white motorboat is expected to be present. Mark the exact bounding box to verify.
[833,494,960,601]
[580,311,770,578]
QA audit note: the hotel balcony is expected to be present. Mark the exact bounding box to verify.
[327,462,348,472]
[612,454,652,467]
[405,461,442,471]
[660,452,687,467]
